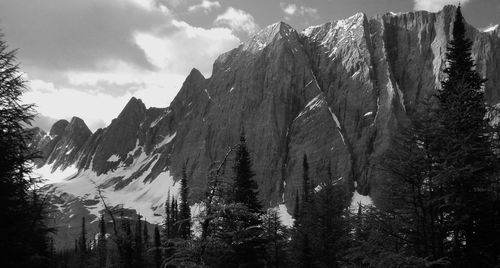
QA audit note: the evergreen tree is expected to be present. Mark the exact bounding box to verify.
[143,218,150,248]
[153,225,162,268]
[293,190,300,227]
[227,130,267,267]
[263,208,291,268]
[79,217,87,268]
[179,162,192,239]
[292,154,314,268]
[232,131,262,213]
[121,215,133,268]
[134,214,143,268]
[432,5,500,266]
[98,214,107,268]
[0,30,52,267]
[360,6,500,267]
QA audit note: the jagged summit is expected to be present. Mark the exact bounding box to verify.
[118,97,146,120]
[49,119,69,136]
[303,12,366,38]
[241,21,299,52]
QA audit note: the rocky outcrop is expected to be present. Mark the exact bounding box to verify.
[35,117,91,170]
[33,6,500,236]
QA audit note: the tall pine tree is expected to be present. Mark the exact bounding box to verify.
[98,214,107,268]
[433,5,500,266]
[232,130,262,213]
[0,30,52,267]
[179,163,192,239]
[153,225,162,268]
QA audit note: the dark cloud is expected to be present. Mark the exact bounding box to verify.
[0,0,168,73]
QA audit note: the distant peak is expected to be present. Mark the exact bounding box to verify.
[49,119,70,136]
[118,97,146,119]
[242,21,298,52]
[187,68,206,81]
[68,117,91,133]
[303,12,366,38]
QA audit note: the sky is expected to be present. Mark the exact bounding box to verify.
[0,0,498,131]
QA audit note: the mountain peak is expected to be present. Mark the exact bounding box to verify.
[68,117,91,135]
[119,97,146,119]
[242,21,298,52]
[49,119,69,136]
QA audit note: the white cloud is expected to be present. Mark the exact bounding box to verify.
[188,0,221,13]
[413,0,470,12]
[134,20,240,76]
[279,2,319,20]
[23,19,241,131]
[214,7,260,35]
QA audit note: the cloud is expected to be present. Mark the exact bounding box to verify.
[279,2,320,20]
[0,0,168,73]
[23,74,186,131]
[413,0,470,12]
[188,0,221,13]
[214,7,260,35]
[1,0,242,129]
[31,114,60,133]
[134,20,240,75]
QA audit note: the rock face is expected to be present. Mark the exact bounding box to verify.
[33,6,500,246]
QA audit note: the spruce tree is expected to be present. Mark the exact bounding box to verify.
[143,218,150,247]
[433,6,500,266]
[134,214,143,268]
[232,131,262,213]
[225,130,267,267]
[292,154,314,268]
[79,217,87,268]
[98,214,107,268]
[0,31,52,267]
[179,163,192,239]
[368,6,500,267]
[153,225,162,268]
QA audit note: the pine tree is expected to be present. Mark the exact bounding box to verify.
[179,162,192,239]
[79,217,87,268]
[263,208,291,268]
[98,214,107,268]
[121,215,133,268]
[232,130,262,213]
[227,130,268,267]
[293,190,300,227]
[366,6,500,267]
[433,6,500,266]
[143,218,150,248]
[153,225,162,268]
[292,154,314,268]
[0,30,52,267]
[134,214,143,268]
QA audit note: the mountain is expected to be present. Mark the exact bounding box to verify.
[32,6,500,249]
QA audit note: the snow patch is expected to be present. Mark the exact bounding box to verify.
[277,204,294,227]
[156,132,177,148]
[482,24,498,33]
[349,191,373,213]
[34,164,78,185]
[297,94,325,119]
[204,89,211,99]
[107,154,120,162]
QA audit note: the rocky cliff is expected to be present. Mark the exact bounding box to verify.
[33,6,500,248]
